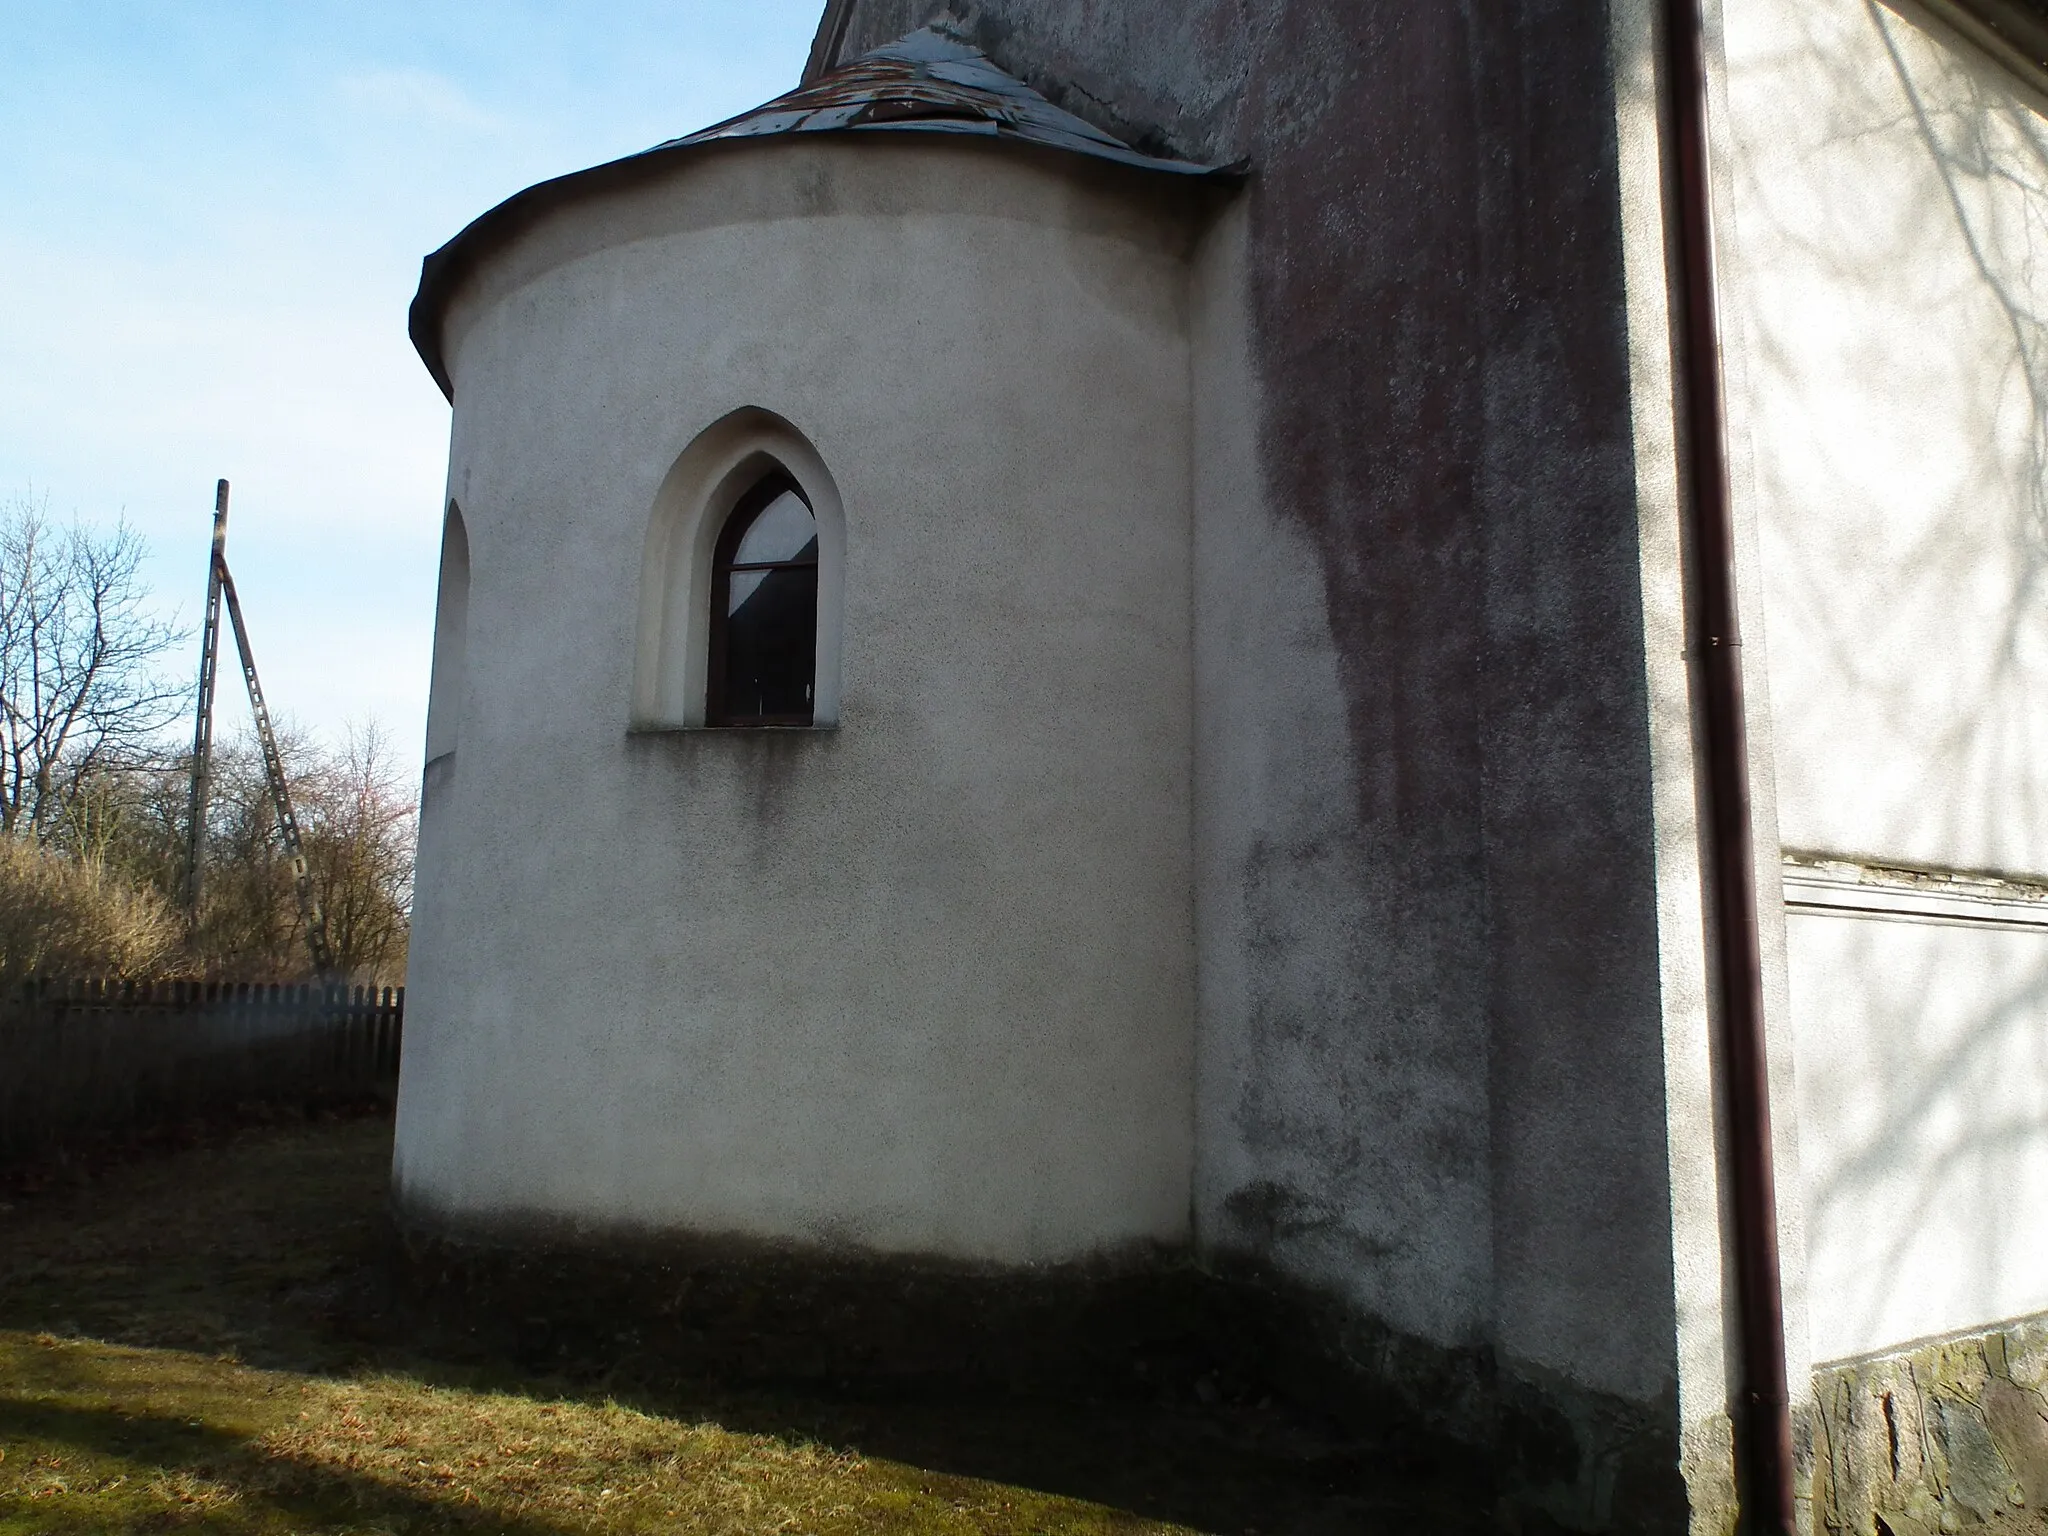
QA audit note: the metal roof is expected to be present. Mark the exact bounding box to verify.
[408,29,1234,400]
[662,28,1224,178]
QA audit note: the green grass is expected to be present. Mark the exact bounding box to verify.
[0,1332,1176,1533]
[0,1119,1490,1534]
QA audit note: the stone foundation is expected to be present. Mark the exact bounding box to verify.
[1810,1315,2048,1534]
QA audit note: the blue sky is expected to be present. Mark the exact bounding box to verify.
[0,1,823,772]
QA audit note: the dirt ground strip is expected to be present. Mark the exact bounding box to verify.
[0,1117,1498,1534]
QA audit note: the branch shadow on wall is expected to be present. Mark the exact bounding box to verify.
[1744,1,2048,867]
[1824,6,2048,1354]
[1728,1,2048,1360]
[1872,0,2048,861]
[1791,912,2048,1357]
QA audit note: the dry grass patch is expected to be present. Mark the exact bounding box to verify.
[1,1331,1188,1534]
[0,1117,1500,1536]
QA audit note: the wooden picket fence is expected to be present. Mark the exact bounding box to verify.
[0,978,404,1161]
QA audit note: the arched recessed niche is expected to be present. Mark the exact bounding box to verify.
[632,408,846,729]
[425,502,470,765]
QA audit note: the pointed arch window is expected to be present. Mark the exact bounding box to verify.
[708,472,819,726]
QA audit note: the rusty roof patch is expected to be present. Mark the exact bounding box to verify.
[664,28,1224,177]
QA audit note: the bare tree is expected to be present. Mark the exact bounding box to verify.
[0,492,184,840]
[100,724,416,983]
[305,723,415,981]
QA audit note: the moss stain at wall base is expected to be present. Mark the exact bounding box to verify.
[396,1208,1691,1532]
[1811,1316,2048,1534]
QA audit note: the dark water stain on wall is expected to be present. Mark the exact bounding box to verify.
[815,0,1683,1523]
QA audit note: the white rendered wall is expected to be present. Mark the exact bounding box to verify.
[396,137,1199,1264]
[1785,903,2048,1361]
[1717,0,2048,1359]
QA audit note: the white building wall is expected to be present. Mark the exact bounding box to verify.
[1785,900,2048,1360]
[1717,0,2048,1360]
[395,138,1202,1264]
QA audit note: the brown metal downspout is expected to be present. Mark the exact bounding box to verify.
[1662,1,1797,1532]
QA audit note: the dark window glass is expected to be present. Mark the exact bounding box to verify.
[709,473,818,725]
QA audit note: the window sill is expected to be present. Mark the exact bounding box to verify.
[626,722,839,735]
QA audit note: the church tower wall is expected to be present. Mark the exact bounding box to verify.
[397,137,1206,1266]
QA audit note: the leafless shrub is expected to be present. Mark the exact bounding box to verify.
[88,724,417,985]
[304,724,415,983]
[0,834,180,989]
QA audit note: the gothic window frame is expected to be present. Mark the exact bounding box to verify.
[705,471,820,727]
[631,407,846,732]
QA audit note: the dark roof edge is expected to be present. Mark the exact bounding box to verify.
[408,129,1243,403]
[409,145,682,401]
[1913,0,2048,87]
[804,0,858,84]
